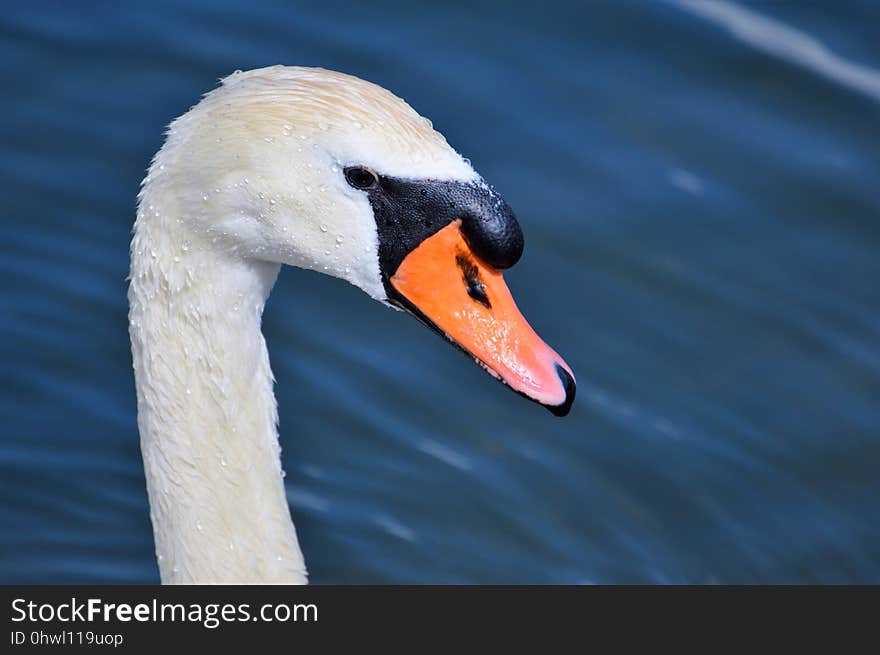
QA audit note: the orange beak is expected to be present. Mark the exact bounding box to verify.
[389,220,575,416]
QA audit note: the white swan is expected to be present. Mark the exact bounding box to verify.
[129,66,575,584]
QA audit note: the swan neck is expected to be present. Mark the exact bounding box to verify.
[129,208,307,583]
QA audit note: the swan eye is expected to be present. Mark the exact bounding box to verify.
[344,166,378,190]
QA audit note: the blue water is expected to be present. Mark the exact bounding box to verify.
[1,0,878,584]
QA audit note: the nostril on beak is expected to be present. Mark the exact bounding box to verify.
[548,364,576,417]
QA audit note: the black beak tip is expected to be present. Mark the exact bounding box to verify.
[547,364,576,417]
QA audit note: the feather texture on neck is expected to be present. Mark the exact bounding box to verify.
[129,185,307,583]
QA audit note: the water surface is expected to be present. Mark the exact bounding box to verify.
[1,0,878,583]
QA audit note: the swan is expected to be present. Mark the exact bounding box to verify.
[129,66,576,584]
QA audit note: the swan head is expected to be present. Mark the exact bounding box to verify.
[151,66,575,415]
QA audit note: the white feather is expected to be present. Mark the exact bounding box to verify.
[129,66,477,583]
